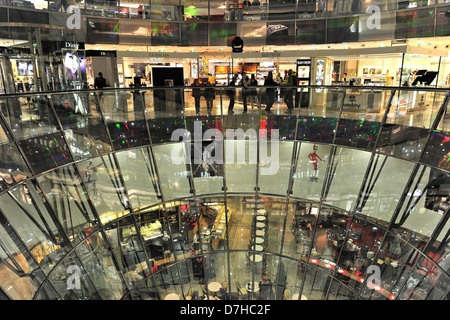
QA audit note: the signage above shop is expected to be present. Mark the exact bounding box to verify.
[297,59,312,65]
[85,50,117,57]
[117,51,200,59]
[261,52,282,58]
[41,41,85,54]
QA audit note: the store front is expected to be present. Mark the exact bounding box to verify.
[41,40,88,91]
[114,51,199,113]
[115,51,199,88]
[301,45,448,117]
[228,51,312,108]
[0,46,39,94]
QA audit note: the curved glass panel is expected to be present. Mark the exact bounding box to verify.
[53,92,112,161]
[359,154,415,223]
[115,146,161,210]
[224,139,257,193]
[152,143,192,201]
[78,155,130,224]
[36,164,101,241]
[0,182,71,272]
[258,141,293,195]
[323,147,372,211]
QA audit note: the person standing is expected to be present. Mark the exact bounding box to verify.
[192,79,202,115]
[94,72,107,90]
[264,71,276,113]
[239,72,251,113]
[204,81,215,115]
[94,72,107,113]
[249,73,258,108]
[284,69,297,114]
[227,76,237,114]
[258,276,274,300]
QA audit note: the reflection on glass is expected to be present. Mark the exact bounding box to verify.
[0,183,71,272]
[0,142,32,192]
[323,147,372,211]
[421,130,450,169]
[0,215,50,300]
[148,116,186,143]
[359,155,415,223]
[116,147,160,210]
[18,132,73,174]
[36,165,100,241]
[296,116,337,143]
[152,143,192,201]
[78,155,130,224]
[0,96,59,141]
[377,124,428,161]
[262,115,296,141]
[335,118,381,150]
[53,93,112,160]
[392,166,447,239]
[75,232,125,299]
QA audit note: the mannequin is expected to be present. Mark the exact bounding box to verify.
[308,145,325,181]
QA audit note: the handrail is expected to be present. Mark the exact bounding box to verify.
[0,84,448,99]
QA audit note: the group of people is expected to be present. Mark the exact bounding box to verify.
[191,69,299,115]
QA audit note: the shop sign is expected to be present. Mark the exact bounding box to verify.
[148,53,171,58]
[297,59,311,65]
[65,42,79,49]
[85,50,117,57]
[261,52,281,58]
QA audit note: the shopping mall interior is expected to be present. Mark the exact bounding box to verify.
[0,0,449,302]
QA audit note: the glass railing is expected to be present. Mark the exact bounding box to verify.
[1,85,450,168]
[0,85,449,300]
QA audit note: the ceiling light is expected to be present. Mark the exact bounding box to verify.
[219,4,226,9]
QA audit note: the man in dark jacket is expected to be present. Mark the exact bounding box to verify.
[94,72,107,90]
[192,79,202,115]
[227,76,237,114]
[94,72,107,113]
[284,69,296,114]
[239,72,251,113]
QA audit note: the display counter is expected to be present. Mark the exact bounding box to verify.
[210,205,231,241]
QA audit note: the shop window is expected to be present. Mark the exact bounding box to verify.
[266,21,295,45]
[210,22,237,46]
[85,0,119,17]
[296,19,326,45]
[151,22,180,46]
[436,5,450,37]
[181,22,208,46]
[87,18,119,44]
[327,17,359,44]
